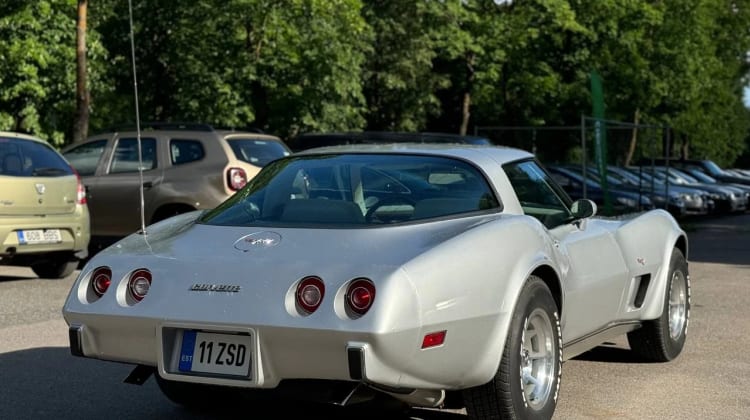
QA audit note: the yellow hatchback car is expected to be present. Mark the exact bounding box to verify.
[0,132,90,278]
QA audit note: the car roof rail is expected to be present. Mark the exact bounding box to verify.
[213,126,266,134]
[97,122,216,133]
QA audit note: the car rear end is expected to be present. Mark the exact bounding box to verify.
[0,132,90,277]
[217,132,291,194]
[158,131,292,214]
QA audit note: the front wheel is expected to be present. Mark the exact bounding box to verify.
[463,276,562,420]
[628,247,690,362]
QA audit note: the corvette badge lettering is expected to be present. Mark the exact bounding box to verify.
[234,231,282,252]
[190,284,241,293]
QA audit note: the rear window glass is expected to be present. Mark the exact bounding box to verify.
[227,138,290,167]
[0,137,73,177]
[170,139,205,165]
[63,139,107,176]
[200,153,499,227]
[109,138,157,173]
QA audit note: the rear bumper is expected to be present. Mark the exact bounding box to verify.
[0,208,90,257]
[64,310,504,393]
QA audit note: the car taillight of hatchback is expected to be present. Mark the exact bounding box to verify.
[227,167,247,191]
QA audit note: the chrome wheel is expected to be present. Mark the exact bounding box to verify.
[520,308,555,409]
[668,270,688,340]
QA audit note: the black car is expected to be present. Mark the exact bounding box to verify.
[546,165,653,215]
[643,158,750,186]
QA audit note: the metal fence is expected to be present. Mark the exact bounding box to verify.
[475,118,672,216]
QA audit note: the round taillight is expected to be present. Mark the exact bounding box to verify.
[128,269,152,302]
[91,267,112,297]
[346,278,376,316]
[228,167,247,191]
[296,276,325,314]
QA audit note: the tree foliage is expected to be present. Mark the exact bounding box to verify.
[0,0,748,165]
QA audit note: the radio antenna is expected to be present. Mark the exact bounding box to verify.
[127,0,147,236]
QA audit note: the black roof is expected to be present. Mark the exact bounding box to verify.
[287,131,492,152]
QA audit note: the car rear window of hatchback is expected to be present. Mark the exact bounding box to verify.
[1,138,73,177]
[227,138,291,167]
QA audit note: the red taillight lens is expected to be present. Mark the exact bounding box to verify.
[91,267,112,297]
[346,278,376,316]
[128,269,152,302]
[70,167,87,204]
[296,276,325,314]
[227,167,247,191]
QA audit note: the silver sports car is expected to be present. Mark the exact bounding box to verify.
[62,143,690,419]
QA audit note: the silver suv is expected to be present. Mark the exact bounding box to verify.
[61,123,291,241]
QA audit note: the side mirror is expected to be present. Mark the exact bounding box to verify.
[571,199,597,219]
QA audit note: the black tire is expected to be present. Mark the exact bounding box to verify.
[628,248,690,362]
[463,276,562,420]
[31,254,78,279]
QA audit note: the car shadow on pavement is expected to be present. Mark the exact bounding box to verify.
[683,213,750,266]
[0,347,466,419]
[571,344,646,364]
[0,272,37,282]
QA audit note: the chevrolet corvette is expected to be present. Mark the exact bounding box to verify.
[62,143,689,419]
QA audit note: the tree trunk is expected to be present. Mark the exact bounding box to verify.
[624,109,639,166]
[459,52,475,136]
[73,0,89,144]
[680,135,689,160]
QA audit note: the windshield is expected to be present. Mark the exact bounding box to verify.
[200,153,499,227]
[668,168,699,183]
[702,160,725,176]
[687,169,716,183]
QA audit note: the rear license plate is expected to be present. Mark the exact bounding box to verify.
[17,229,62,245]
[178,331,253,377]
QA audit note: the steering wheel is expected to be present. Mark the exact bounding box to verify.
[365,196,417,222]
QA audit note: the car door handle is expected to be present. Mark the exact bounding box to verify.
[142,181,153,189]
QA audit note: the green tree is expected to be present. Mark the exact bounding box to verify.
[91,0,370,138]
[468,0,586,128]
[361,0,476,132]
[0,1,110,146]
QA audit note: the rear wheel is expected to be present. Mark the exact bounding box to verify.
[463,276,561,419]
[628,248,690,362]
[31,253,78,279]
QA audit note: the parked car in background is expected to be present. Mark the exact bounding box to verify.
[728,168,750,178]
[286,131,492,152]
[546,165,653,215]
[683,169,750,209]
[0,131,90,278]
[62,123,290,243]
[622,167,712,216]
[63,143,689,419]
[602,166,687,217]
[645,158,750,186]
[652,166,747,213]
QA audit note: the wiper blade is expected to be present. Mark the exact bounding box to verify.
[32,167,69,176]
